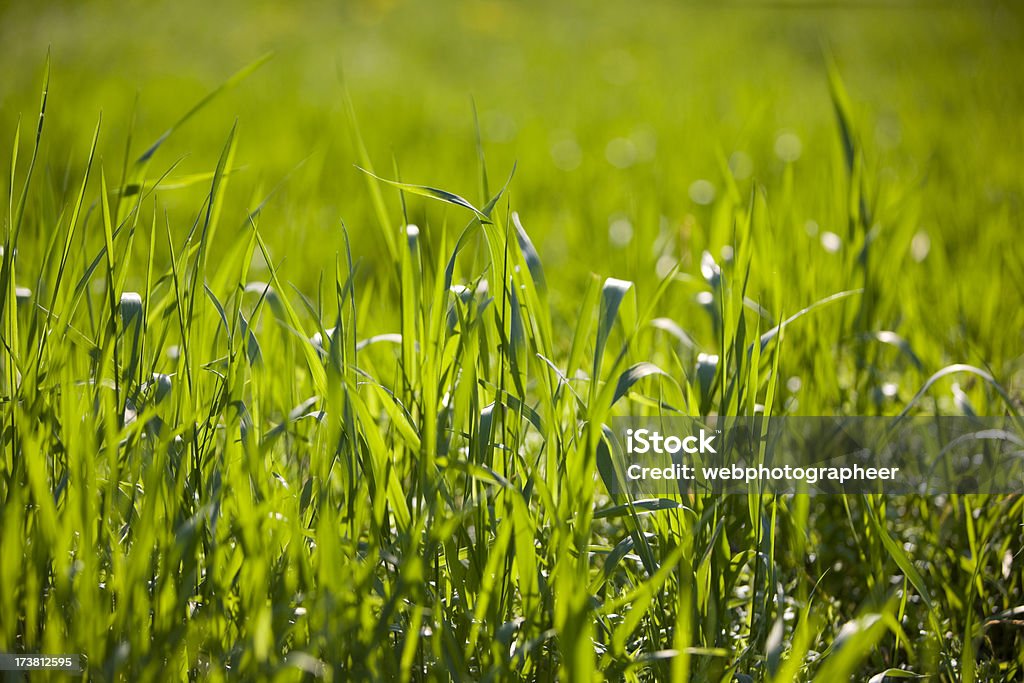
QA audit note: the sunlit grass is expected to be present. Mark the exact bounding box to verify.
[1,3,1023,681]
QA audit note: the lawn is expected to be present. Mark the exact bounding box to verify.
[1,1,1022,680]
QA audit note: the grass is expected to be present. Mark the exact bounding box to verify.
[1,1,1023,681]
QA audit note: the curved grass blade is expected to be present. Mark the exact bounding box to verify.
[594,277,633,382]
[756,289,861,352]
[824,47,857,175]
[610,361,672,406]
[897,363,1018,419]
[511,211,546,297]
[356,167,490,222]
[136,52,272,165]
[858,330,923,371]
[650,317,697,350]
[594,499,692,520]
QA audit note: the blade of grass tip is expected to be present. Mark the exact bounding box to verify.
[99,170,118,331]
[472,98,490,202]
[896,363,1020,420]
[200,121,239,248]
[11,56,47,240]
[2,155,19,388]
[823,44,856,176]
[45,115,101,332]
[184,122,238,361]
[244,152,314,224]
[134,52,272,167]
[480,161,516,219]
[114,92,138,221]
[112,155,186,202]
[511,212,546,298]
[755,289,861,352]
[356,167,490,222]
[824,44,874,236]
[120,168,246,197]
[593,277,633,389]
[2,56,47,373]
[339,68,398,263]
[56,159,180,342]
[461,164,516,314]
[98,169,123,411]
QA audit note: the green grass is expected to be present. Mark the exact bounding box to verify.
[1,1,1023,681]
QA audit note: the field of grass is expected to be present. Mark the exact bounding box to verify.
[1,1,1023,680]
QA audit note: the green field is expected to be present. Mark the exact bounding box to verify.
[1,1,1023,680]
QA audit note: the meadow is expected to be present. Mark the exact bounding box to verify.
[1,1,1022,680]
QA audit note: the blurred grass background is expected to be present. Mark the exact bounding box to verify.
[2,2,1024,679]
[3,0,1022,407]
[2,2,1021,278]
